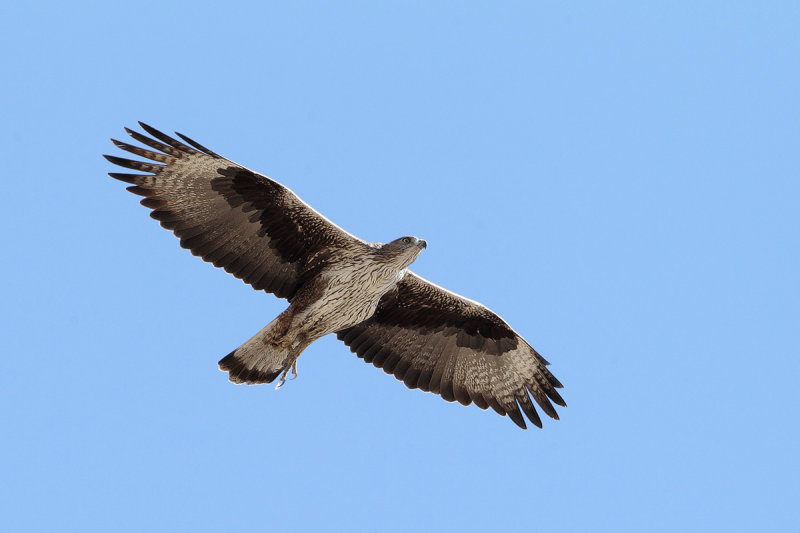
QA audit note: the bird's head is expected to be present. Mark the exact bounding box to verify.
[380,236,427,268]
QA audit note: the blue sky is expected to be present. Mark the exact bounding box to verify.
[1,1,798,531]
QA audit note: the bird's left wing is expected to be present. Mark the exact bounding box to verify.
[105,123,363,301]
[336,272,565,429]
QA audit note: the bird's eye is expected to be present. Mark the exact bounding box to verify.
[401,237,411,244]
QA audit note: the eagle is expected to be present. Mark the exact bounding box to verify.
[105,123,565,429]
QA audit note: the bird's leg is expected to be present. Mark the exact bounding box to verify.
[274,332,310,390]
[274,357,299,390]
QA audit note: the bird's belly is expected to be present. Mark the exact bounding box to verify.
[298,265,404,336]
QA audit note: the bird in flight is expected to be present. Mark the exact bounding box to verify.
[105,123,565,429]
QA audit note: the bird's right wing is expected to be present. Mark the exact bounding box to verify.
[337,272,565,429]
[105,123,363,300]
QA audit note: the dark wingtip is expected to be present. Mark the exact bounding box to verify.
[548,388,567,408]
[138,121,167,139]
[103,154,135,166]
[175,131,219,157]
[108,172,145,184]
[507,408,528,429]
[517,394,543,428]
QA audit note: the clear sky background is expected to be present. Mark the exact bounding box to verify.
[1,2,798,532]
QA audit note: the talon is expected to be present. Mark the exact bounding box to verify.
[274,359,299,389]
[275,367,290,390]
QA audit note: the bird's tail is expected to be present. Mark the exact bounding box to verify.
[218,318,292,385]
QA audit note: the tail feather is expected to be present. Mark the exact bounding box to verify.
[218,350,284,384]
[218,320,290,384]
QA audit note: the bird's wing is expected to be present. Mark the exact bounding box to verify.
[105,123,363,300]
[336,271,565,429]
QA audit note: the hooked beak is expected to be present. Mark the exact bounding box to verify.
[418,239,428,249]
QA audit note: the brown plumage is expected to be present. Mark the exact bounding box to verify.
[105,123,565,429]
